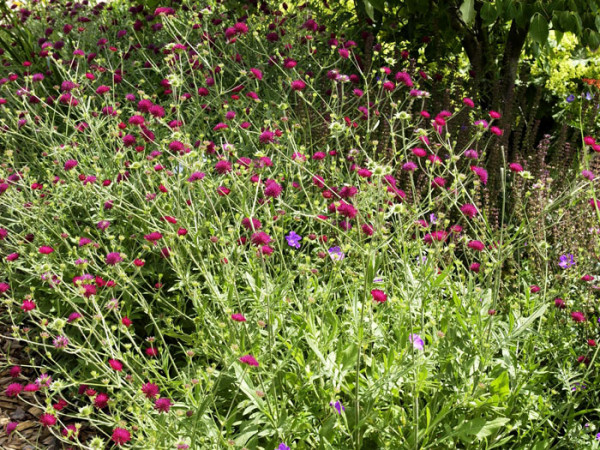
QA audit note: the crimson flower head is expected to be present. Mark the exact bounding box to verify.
[239,354,259,367]
[105,252,123,265]
[144,232,162,242]
[39,246,54,254]
[94,392,110,409]
[264,180,282,198]
[108,359,123,371]
[21,299,36,312]
[251,232,271,246]
[231,313,247,322]
[571,311,585,323]
[6,422,18,435]
[467,240,485,251]
[371,289,387,303]
[112,427,131,446]
[460,204,478,218]
[509,163,523,172]
[141,382,160,399]
[64,159,78,170]
[291,80,306,91]
[5,383,22,397]
[39,413,56,427]
[155,397,173,413]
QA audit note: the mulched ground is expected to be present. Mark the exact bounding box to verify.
[0,335,59,449]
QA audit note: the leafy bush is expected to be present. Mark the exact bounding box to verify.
[1,1,600,449]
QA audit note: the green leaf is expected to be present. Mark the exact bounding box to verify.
[510,303,549,340]
[460,0,476,25]
[338,342,358,370]
[369,0,386,12]
[480,2,498,25]
[530,13,549,44]
[363,0,375,20]
[456,417,511,441]
[489,371,510,399]
[586,29,600,49]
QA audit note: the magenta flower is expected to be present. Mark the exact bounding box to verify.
[108,359,123,371]
[371,289,387,303]
[5,383,22,397]
[111,427,131,446]
[571,311,585,323]
[239,354,259,367]
[290,80,306,91]
[105,252,123,265]
[155,397,173,413]
[141,382,160,399]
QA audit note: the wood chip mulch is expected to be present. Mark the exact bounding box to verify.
[0,335,61,449]
[1,315,95,449]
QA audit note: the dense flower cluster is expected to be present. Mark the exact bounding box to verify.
[0,0,599,448]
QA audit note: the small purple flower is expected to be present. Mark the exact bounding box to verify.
[558,254,575,269]
[429,214,437,224]
[596,432,600,441]
[328,246,345,261]
[586,92,593,101]
[278,444,290,450]
[409,334,424,350]
[566,94,575,103]
[285,231,302,249]
[330,400,345,414]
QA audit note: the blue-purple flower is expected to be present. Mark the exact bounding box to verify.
[566,94,575,103]
[328,246,345,261]
[558,254,575,269]
[409,334,424,350]
[278,444,290,450]
[285,231,302,249]
[330,400,345,414]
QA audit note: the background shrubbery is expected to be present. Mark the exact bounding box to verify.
[1,0,600,449]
